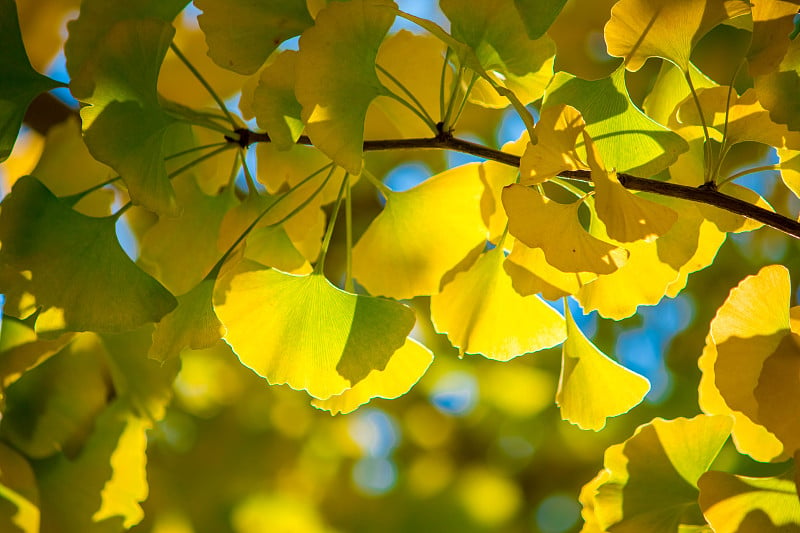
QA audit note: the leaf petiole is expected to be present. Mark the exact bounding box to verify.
[314,171,349,275]
[377,64,438,133]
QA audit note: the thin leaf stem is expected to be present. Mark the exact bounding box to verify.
[167,145,234,180]
[439,48,452,121]
[718,164,781,187]
[363,168,392,197]
[451,72,478,127]
[384,90,439,134]
[712,62,744,182]
[377,64,438,132]
[169,43,237,129]
[164,142,229,161]
[314,171,349,275]
[239,148,258,194]
[442,65,465,129]
[344,174,354,292]
[684,70,714,184]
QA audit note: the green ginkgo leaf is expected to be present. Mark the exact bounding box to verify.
[196,0,314,75]
[431,246,566,361]
[75,18,181,215]
[0,0,61,162]
[295,0,395,174]
[544,66,689,177]
[0,443,39,533]
[586,415,733,532]
[441,0,555,107]
[513,0,568,40]
[312,337,433,415]
[698,470,800,532]
[35,401,150,531]
[0,319,74,398]
[0,176,177,335]
[252,51,305,150]
[556,304,649,430]
[213,262,416,400]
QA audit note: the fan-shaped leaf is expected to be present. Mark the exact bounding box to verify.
[519,104,586,185]
[252,51,304,150]
[503,241,596,300]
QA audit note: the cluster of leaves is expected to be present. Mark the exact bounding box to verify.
[0,0,799,531]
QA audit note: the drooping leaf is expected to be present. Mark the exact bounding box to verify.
[604,0,750,72]
[747,0,800,77]
[252,51,304,150]
[587,415,733,532]
[196,0,314,75]
[35,401,150,532]
[431,246,566,360]
[502,183,628,275]
[586,133,678,243]
[0,176,177,334]
[295,0,395,174]
[352,163,489,299]
[312,337,433,415]
[513,0,568,40]
[0,443,39,533]
[777,148,800,198]
[0,0,61,162]
[519,104,586,185]
[544,66,689,176]
[503,241,596,300]
[214,263,416,400]
[698,471,800,532]
[556,304,649,431]
[441,0,556,108]
[754,35,800,131]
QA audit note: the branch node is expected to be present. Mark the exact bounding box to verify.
[698,181,718,192]
[226,128,256,148]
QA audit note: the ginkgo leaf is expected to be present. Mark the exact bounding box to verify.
[747,0,800,77]
[643,62,717,127]
[295,0,395,174]
[589,415,733,532]
[556,304,649,431]
[503,241,596,300]
[431,246,566,360]
[0,176,177,334]
[777,148,800,198]
[252,51,304,150]
[502,183,628,275]
[544,66,689,176]
[75,18,181,215]
[35,401,149,531]
[0,319,74,396]
[312,337,433,415]
[213,262,416,400]
[352,163,489,299]
[478,134,529,241]
[441,0,555,108]
[519,104,586,185]
[513,0,568,40]
[100,326,181,422]
[698,471,800,532]
[149,280,225,363]
[0,443,39,533]
[0,0,61,162]
[0,333,111,459]
[196,0,313,75]
[604,0,750,72]
[754,35,800,131]
[586,133,678,243]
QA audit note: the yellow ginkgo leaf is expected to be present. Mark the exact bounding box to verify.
[431,246,566,361]
[312,337,433,415]
[556,304,649,431]
[502,183,628,275]
[213,263,416,400]
[352,163,488,299]
[0,442,39,533]
[252,51,304,150]
[478,133,529,241]
[604,0,750,72]
[295,0,395,174]
[777,147,800,198]
[519,104,586,185]
[586,132,678,243]
[503,240,596,301]
[747,0,800,77]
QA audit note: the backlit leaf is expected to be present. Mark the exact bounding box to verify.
[604,0,750,72]
[698,471,800,532]
[312,337,433,415]
[214,263,416,399]
[502,183,628,275]
[0,177,177,335]
[352,163,488,299]
[0,0,61,162]
[0,443,39,533]
[588,415,733,532]
[556,304,649,431]
[754,35,800,131]
[252,51,304,150]
[196,0,313,75]
[431,246,566,360]
[503,241,596,300]
[295,0,395,174]
[513,0,568,40]
[544,66,689,176]
[519,104,586,185]
[747,0,800,77]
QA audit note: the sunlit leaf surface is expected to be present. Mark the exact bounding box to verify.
[519,104,586,185]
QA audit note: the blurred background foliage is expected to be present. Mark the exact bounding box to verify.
[1,0,799,532]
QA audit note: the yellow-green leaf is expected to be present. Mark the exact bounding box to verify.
[295,0,395,174]
[0,443,39,533]
[0,177,177,334]
[503,183,628,275]
[312,337,433,415]
[698,471,800,532]
[214,263,415,399]
[352,163,488,299]
[513,0,568,40]
[503,240,596,300]
[196,0,313,75]
[252,51,304,150]
[747,0,800,77]
[519,104,586,185]
[431,246,566,360]
[556,304,649,430]
[604,0,750,72]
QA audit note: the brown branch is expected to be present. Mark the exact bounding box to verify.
[238,129,800,240]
